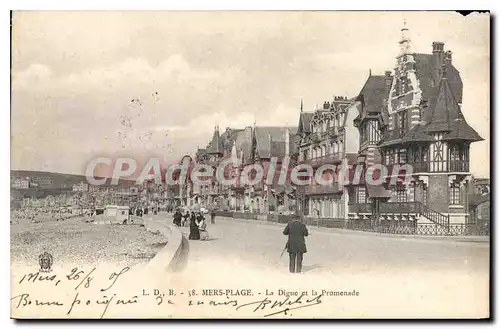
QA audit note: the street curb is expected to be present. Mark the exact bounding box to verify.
[216,216,490,244]
[143,215,190,273]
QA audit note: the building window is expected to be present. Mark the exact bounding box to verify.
[398,111,407,135]
[390,149,397,165]
[358,186,366,203]
[449,144,460,161]
[462,146,469,162]
[450,183,461,205]
[396,185,407,202]
[431,139,446,172]
[399,149,407,164]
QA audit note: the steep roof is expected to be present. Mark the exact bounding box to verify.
[379,52,480,146]
[357,75,391,115]
[298,112,314,134]
[253,126,298,159]
[219,128,244,153]
[206,128,224,154]
[233,130,252,163]
[414,53,463,104]
[423,74,483,141]
[443,118,484,141]
[270,141,286,157]
[400,124,435,144]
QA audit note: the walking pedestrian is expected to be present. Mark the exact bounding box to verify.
[183,211,190,227]
[198,213,209,240]
[283,214,308,273]
[188,211,200,240]
[210,208,216,224]
[173,209,182,227]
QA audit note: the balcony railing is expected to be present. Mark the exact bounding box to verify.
[449,160,469,172]
[305,153,344,168]
[349,203,372,213]
[327,126,341,137]
[385,161,469,175]
[304,183,342,195]
[409,162,430,173]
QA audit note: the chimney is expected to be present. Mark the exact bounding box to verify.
[445,50,452,65]
[442,63,447,79]
[384,70,392,93]
[268,132,272,157]
[244,125,252,145]
[285,128,290,156]
[420,100,428,124]
[432,41,445,80]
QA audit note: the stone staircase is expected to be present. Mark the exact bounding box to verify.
[375,201,450,228]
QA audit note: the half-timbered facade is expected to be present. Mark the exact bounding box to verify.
[371,24,483,225]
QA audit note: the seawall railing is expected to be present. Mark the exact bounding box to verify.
[213,211,489,236]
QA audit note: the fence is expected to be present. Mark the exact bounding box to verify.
[345,219,489,236]
[214,211,489,236]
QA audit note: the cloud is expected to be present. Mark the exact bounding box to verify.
[10,12,490,178]
[12,63,53,90]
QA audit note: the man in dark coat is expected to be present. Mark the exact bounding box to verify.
[283,215,308,273]
[173,209,182,227]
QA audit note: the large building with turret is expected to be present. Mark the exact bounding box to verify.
[348,23,483,227]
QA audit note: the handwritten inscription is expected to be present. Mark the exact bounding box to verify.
[101,267,130,292]
[236,293,324,317]
[11,293,64,308]
[12,268,360,318]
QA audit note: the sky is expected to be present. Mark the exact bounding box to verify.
[10,11,490,177]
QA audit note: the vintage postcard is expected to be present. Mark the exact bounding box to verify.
[10,11,490,319]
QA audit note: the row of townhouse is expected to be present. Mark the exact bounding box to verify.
[171,24,485,225]
[168,125,299,214]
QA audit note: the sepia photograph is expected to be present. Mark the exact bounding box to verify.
[9,10,490,319]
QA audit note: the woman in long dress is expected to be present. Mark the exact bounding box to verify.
[188,212,200,240]
[198,214,209,241]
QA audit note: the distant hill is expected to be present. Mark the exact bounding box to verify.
[10,170,137,189]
